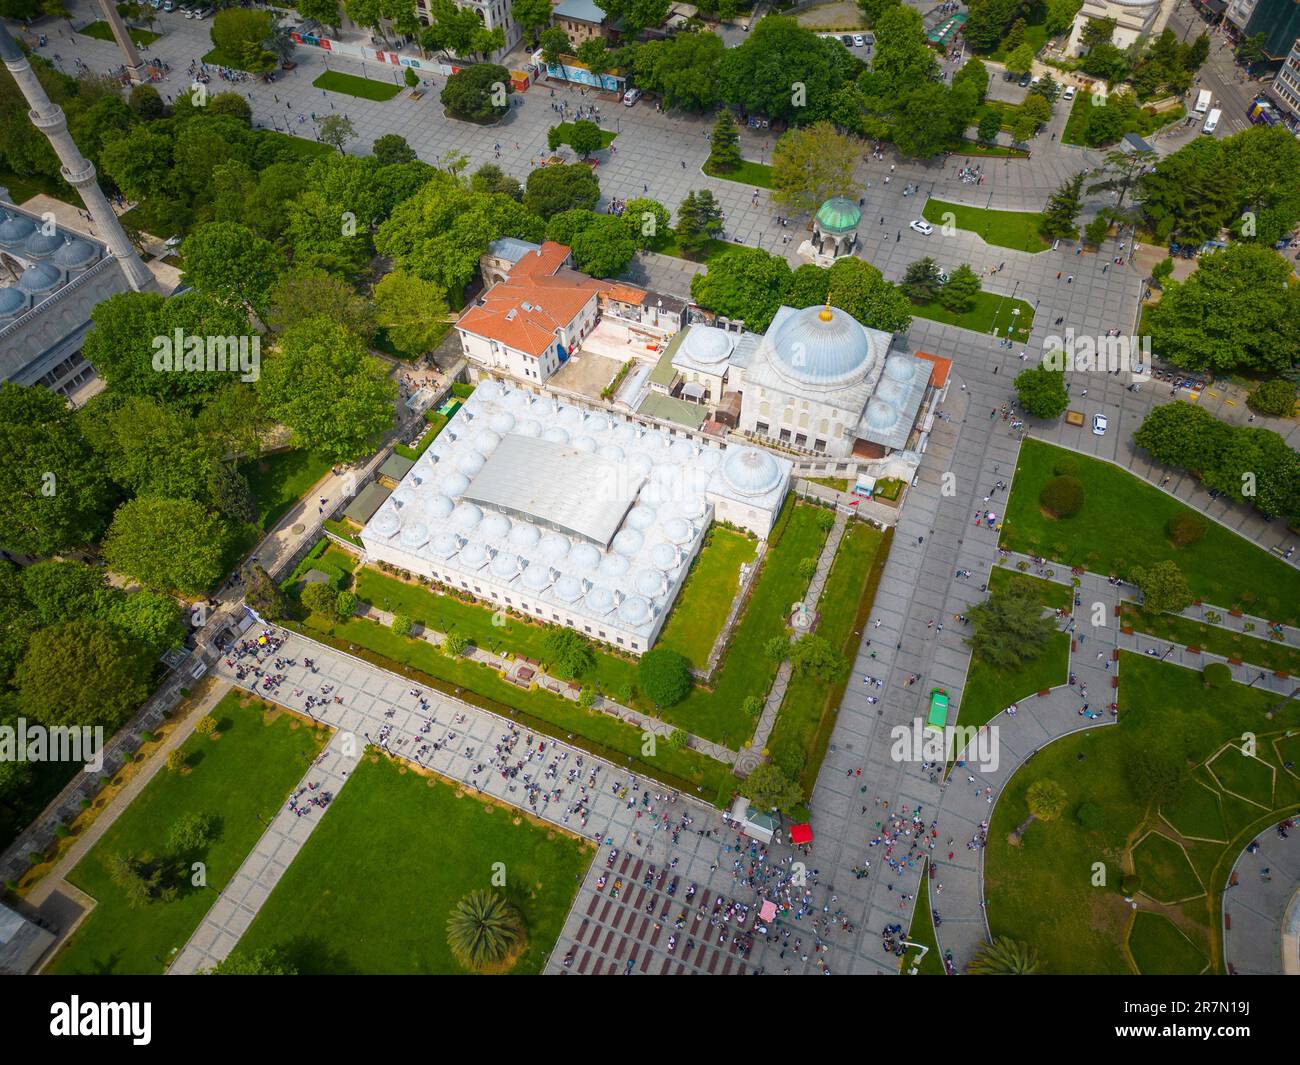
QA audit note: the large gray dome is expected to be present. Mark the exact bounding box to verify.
[52,236,97,270]
[0,287,27,318]
[24,229,65,259]
[722,446,782,498]
[0,211,35,247]
[17,262,60,295]
[769,304,874,388]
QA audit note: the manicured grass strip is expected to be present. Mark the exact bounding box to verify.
[1131,831,1204,903]
[666,501,830,745]
[47,693,327,975]
[768,522,889,791]
[922,197,1047,254]
[989,565,1073,611]
[657,527,758,669]
[655,230,745,264]
[1128,910,1208,975]
[550,121,617,149]
[240,448,334,531]
[1120,604,1300,676]
[902,865,945,975]
[1206,747,1275,807]
[703,158,774,188]
[81,20,159,46]
[394,411,449,461]
[957,630,1069,732]
[910,289,1034,340]
[985,654,1300,974]
[295,614,736,805]
[1002,439,1300,625]
[234,754,591,973]
[313,70,402,102]
[1160,779,1227,842]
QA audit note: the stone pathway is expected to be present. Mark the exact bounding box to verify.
[359,604,738,765]
[169,725,355,975]
[744,509,848,771]
[1224,825,1300,975]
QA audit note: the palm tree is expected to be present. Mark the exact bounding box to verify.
[968,937,1040,975]
[446,890,521,970]
[1011,778,1068,844]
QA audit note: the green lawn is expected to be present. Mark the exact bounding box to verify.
[768,521,889,790]
[549,121,618,150]
[1206,747,1275,807]
[46,693,326,974]
[81,20,159,46]
[1061,93,1187,148]
[312,70,402,102]
[989,565,1073,611]
[665,501,830,745]
[1128,910,1208,975]
[240,448,334,531]
[910,289,1035,340]
[657,527,758,669]
[297,612,736,804]
[656,230,745,264]
[703,158,774,188]
[985,654,1300,973]
[981,21,1049,62]
[902,867,946,975]
[1162,779,1227,841]
[257,130,335,162]
[233,754,591,973]
[1131,831,1204,902]
[1002,439,1300,624]
[922,197,1048,254]
[1120,604,1300,675]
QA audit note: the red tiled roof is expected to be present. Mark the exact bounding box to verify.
[914,351,952,389]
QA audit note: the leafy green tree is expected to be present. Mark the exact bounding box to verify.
[300,581,338,617]
[902,258,942,303]
[208,947,298,975]
[1044,0,1083,36]
[1039,172,1084,240]
[373,133,417,166]
[336,590,359,619]
[719,17,851,125]
[103,496,231,596]
[787,262,830,308]
[621,197,670,251]
[512,0,553,39]
[0,383,115,555]
[1014,365,1069,419]
[1082,98,1125,147]
[856,0,901,25]
[19,560,104,627]
[962,0,1018,51]
[209,8,276,71]
[575,37,609,76]
[789,633,846,681]
[827,257,913,333]
[633,31,725,111]
[471,163,523,201]
[968,937,1040,975]
[596,0,670,35]
[1079,15,1116,49]
[442,64,512,122]
[373,270,450,355]
[741,763,804,814]
[977,108,1002,144]
[256,318,396,463]
[771,121,858,217]
[937,263,981,314]
[1248,379,1296,418]
[17,619,153,729]
[266,267,377,341]
[539,26,571,65]
[638,648,693,707]
[544,628,596,680]
[446,890,521,970]
[1129,559,1193,615]
[1004,42,1035,77]
[1083,215,1110,246]
[167,811,219,857]
[706,109,741,173]
[181,221,279,314]
[675,188,725,259]
[523,163,600,219]
[80,395,218,504]
[690,247,792,332]
[967,582,1055,670]
[244,562,292,621]
[1026,779,1068,822]
[107,850,175,908]
[566,118,605,158]
[571,214,636,278]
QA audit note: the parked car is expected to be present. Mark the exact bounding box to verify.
[1062,85,1076,101]
[1018,72,1032,87]
[909,219,934,235]
[1092,413,1108,436]
[622,88,641,107]
[853,34,866,47]
[840,35,854,46]
[162,0,174,11]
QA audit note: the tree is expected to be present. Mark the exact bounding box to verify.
[638,648,692,707]
[690,247,792,332]
[446,889,521,970]
[789,633,846,682]
[167,811,219,857]
[596,0,670,36]
[1145,245,1300,375]
[1079,15,1116,49]
[967,582,1055,670]
[566,118,604,158]
[208,92,252,124]
[1248,379,1296,418]
[19,560,104,627]
[633,31,725,112]
[1083,215,1110,246]
[336,590,358,620]
[1026,779,1068,822]
[1082,100,1125,147]
[1166,511,1207,548]
[1088,146,1153,217]
[1130,560,1193,615]
[444,632,469,656]
[181,221,279,315]
[523,163,600,219]
[539,26,571,66]
[373,270,450,355]
[209,9,276,72]
[892,82,968,158]
[1045,0,1082,36]
[128,83,165,120]
[104,590,186,659]
[266,267,376,341]
[857,0,901,25]
[103,497,231,596]
[208,947,298,975]
[719,17,851,125]
[80,394,219,504]
[937,263,981,314]
[1004,42,1035,77]
[571,214,636,278]
[0,383,115,555]
[244,562,293,621]
[621,197,670,251]
[741,763,804,814]
[512,0,552,40]
[1203,662,1233,690]
[575,37,609,77]
[545,208,601,246]
[544,628,595,680]
[301,581,338,617]
[107,851,175,908]
[442,63,511,122]
[1039,172,1084,240]
[256,318,396,463]
[705,109,741,173]
[373,133,417,166]
[962,0,1018,51]
[827,257,913,333]
[771,122,857,218]
[1039,475,1083,517]
[902,258,942,303]
[1014,365,1069,419]
[1016,92,1051,135]
[977,108,1002,144]
[967,938,1040,975]
[471,163,523,201]
[674,188,725,259]
[16,619,152,730]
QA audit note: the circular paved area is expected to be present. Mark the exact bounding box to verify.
[1224,822,1300,975]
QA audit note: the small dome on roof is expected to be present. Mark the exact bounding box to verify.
[584,414,610,435]
[722,446,783,498]
[17,262,60,295]
[586,585,615,615]
[480,512,512,540]
[370,508,400,537]
[399,521,430,548]
[613,423,641,448]
[697,447,723,471]
[571,434,597,453]
[488,411,516,434]
[552,574,584,602]
[650,542,678,571]
[557,406,584,429]
[460,542,489,569]
[618,595,651,626]
[627,453,654,478]
[598,444,624,462]
[431,531,461,558]
[441,472,470,497]
[884,354,917,381]
[612,528,644,557]
[0,287,28,317]
[475,380,505,401]
[472,428,502,452]
[503,388,533,410]
[423,493,454,520]
[452,502,483,530]
[568,543,601,576]
[633,568,665,598]
[52,236,97,270]
[875,376,908,405]
[543,427,570,446]
[537,533,570,562]
[515,418,542,438]
[23,229,64,259]
[684,325,733,365]
[522,560,552,591]
[0,211,36,247]
[509,523,541,551]
[670,438,696,462]
[598,553,630,580]
[864,399,898,430]
[490,551,521,580]
[458,450,486,475]
[663,518,693,545]
[626,505,656,531]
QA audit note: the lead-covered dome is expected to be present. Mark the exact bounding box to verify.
[864,398,898,430]
[722,446,782,498]
[17,262,60,295]
[0,287,27,318]
[769,304,874,388]
[683,325,733,365]
[0,211,36,247]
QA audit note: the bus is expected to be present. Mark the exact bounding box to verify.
[1202,108,1221,134]
[1194,89,1212,114]
[925,688,950,735]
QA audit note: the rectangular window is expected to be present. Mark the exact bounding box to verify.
[795,433,807,447]
[756,421,769,435]
[779,429,791,443]
[814,439,826,453]
[616,636,624,645]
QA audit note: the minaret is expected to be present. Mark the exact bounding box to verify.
[93,0,147,84]
[0,22,154,292]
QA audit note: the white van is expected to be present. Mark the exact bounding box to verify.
[1194,89,1212,114]
[1202,107,1221,134]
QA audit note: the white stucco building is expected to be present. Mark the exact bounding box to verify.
[360,380,792,654]
[1066,0,1176,54]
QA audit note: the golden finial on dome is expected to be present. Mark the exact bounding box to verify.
[818,298,833,323]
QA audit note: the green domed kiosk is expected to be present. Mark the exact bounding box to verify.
[811,196,861,259]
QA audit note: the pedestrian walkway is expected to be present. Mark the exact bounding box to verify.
[1224,825,1300,975]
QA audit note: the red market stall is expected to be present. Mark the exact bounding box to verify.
[789,823,813,846]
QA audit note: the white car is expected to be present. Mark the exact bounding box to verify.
[622,88,641,107]
[1092,413,1108,436]
[910,220,934,236]
[1062,85,1076,101]
[853,34,866,47]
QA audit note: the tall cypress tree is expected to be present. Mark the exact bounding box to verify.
[706,111,742,174]
[1038,171,1085,240]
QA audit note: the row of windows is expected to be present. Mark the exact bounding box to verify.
[753,421,827,451]
[423,568,641,650]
